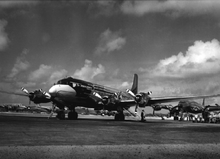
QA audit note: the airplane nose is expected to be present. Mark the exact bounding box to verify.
[49,84,77,97]
[49,85,58,94]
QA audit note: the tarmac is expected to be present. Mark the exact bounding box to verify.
[1,112,220,159]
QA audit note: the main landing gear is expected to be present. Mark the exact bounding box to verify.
[56,109,78,120]
[68,110,78,120]
[114,112,125,121]
[56,111,65,120]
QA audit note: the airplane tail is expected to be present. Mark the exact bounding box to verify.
[131,74,138,95]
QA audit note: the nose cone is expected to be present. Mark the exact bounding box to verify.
[49,85,58,94]
[49,84,77,97]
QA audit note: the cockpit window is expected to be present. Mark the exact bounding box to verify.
[57,80,66,84]
[70,82,77,87]
[56,79,78,88]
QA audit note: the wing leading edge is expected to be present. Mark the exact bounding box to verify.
[148,94,220,105]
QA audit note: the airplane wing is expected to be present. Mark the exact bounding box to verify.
[148,94,220,105]
[27,105,52,113]
[120,99,136,105]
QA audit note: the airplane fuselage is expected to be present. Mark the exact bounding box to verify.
[49,84,98,109]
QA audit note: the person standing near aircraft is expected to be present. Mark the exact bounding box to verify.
[141,110,145,122]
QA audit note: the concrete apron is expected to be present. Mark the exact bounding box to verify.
[1,144,220,159]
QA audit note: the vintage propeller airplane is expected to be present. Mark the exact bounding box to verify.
[169,99,220,120]
[1,74,220,121]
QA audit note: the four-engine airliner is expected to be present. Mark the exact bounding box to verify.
[1,74,220,121]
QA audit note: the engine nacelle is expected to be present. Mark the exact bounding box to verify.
[135,92,150,107]
[102,96,109,105]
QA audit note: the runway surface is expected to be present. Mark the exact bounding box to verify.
[1,112,220,159]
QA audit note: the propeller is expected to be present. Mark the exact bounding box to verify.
[43,91,51,99]
[102,96,109,105]
[126,89,135,97]
[91,92,109,106]
[21,87,29,95]
[126,89,139,113]
[114,92,123,101]
[0,89,28,97]
[126,89,152,112]
[20,87,51,104]
[21,87,34,104]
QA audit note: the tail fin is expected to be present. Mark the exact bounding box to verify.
[131,74,138,95]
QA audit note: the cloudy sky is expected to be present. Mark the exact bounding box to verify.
[1,0,220,107]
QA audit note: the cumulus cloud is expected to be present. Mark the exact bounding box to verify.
[73,59,105,81]
[94,29,126,56]
[0,20,9,51]
[7,50,30,79]
[88,0,120,17]
[48,69,68,85]
[16,81,36,88]
[28,64,52,81]
[0,0,38,8]
[136,39,220,102]
[151,39,220,78]
[121,0,220,17]
[121,81,129,88]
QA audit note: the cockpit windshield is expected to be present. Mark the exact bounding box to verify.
[57,79,68,85]
[56,77,80,88]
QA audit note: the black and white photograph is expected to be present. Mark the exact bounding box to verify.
[1,0,220,158]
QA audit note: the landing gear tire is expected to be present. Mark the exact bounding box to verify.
[115,113,125,121]
[57,111,65,120]
[68,111,78,120]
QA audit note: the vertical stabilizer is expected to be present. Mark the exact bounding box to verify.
[131,74,138,95]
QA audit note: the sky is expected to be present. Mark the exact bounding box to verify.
[1,0,220,108]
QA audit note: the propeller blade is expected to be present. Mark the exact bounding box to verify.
[21,87,29,95]
[126,89,136,98]
[92,92,102,99]
[0,90,29,97]
[147,91,152,95]
[43,91,51,99]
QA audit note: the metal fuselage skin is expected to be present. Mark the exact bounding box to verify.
[48,77,129,110]
[49,84,97,109]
